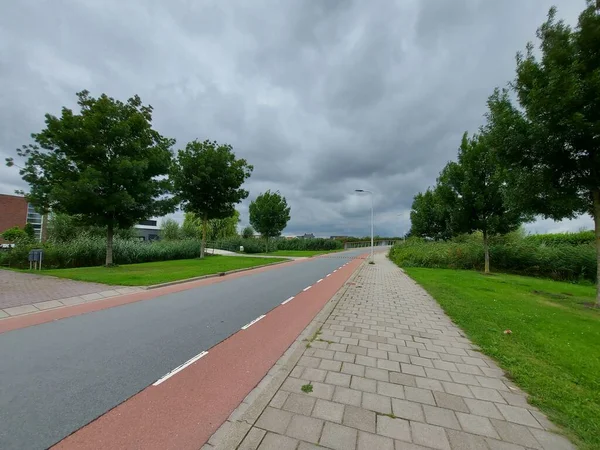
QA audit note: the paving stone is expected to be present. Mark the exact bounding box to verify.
[449,372,480,386]
[469,386,505,403]
[441,381,474,398]
[369,335,389,344]
[342,362,366,377]
[378,359,401,372]
[389,372,417,387]
[314,349,335,359]
[281,377,307,393]
[529,410,556,431]
[490,419,542,449]
[33,300,63,310]
[391,398,425,421]
[269,390,289,409]
[415,377,444,392]
[396,346,420,356]
[529,428,575,450]
[433,360,458,372]
[464,398,503,419]
[81,292,103,301]
[348,345,368,356]
[425,367,453,382]
[298,442,322,450]
[423,405,461,430]
[364,367,388,382]
[499,391,530,409]
[362,392,392,414]
[405,386,436,405]
[333,386,362,406]
[358,431,395,450]
[475,376,507,391]
[445,429,489,450]
[456,413,500,439]
[343,405,376,433]
[298,356,321,368]
[368,348,388,359]
[282,393,316,415]
[410,356,435,368]
[256,407,293,433]
[341,337,360,346]
[319,359,342,372]
[305,381,335,400]
[285,414,323,444]
[417,349,439,359]
[432,391,470,413]
[290,366,305,378]
[238,427,267,450]
[359,339,378,349]
[377,381,405,399]
[257,432,297,450]
[401,363,427,377]
[485,439,528,450]
[462,356,488,367]
[480,367,505,378]
[325,371,352,387]
[388,352,411,363]
[355,355,377,368]
[328,343,347,352]
[4,304,38,316]
[496,404,542,428]
[377,415,412,442]
[334,351,356,363]
[312,399,345,423]
[379,343,398,352]
[320,422,358,450]
[350,376,377,393]
[410,421,451,450]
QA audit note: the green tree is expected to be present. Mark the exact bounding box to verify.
[23,223,36,240]
[409,188,452,240]
[249,190,291,251]
[1,226,29,243]
[438,132,528,273]
[6,90,175,266]
[181,212,201,239]
[161,218,181,241]
[242,225,255,239]
[171,140,252,257]
[486,1,600,302]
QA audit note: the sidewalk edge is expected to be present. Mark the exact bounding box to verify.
[205,259,367,450]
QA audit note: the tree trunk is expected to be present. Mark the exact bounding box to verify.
[593,191,600,307]
[201,216,208,259]
[483,231,490,274]
[106,222,114,267]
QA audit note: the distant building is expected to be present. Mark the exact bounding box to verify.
[134,219,161,241]
[330,235,349,240]
[297,233,315,239]
[0,194,45,242]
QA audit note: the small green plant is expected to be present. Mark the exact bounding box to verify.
[301,383,313,393]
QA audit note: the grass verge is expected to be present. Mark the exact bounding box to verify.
[403,267,599,449]
[27,255,285,286]
[262,250,343,257]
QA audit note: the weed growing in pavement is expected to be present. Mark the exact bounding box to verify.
[301,383,313,393]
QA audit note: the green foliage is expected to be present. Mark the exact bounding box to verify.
[409,189,452,240]
[249,190,291,251]
[0,226,29,243]
[209,237,342,254]
[389,239,596,282]
[6,90,176,265]
[171,139,252,256]
[1,237,205,269]
[23,223,36,240]
[160,218,181,241]
[47,213,135,243]
[524,231,595,246]
[241,225,254,239]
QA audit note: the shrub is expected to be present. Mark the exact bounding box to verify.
[389,238,596,282]
[209,237,343,254]
[523,230,595,246]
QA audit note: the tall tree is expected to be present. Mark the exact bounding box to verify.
[242,225,255,239]
[486,1,600,303]
[438,132,528,273]
[409,188,452,240]
[171,139,252,257]
[249,190,291,251]
[6,91,175,265]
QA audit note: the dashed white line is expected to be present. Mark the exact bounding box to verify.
[303,285,312,291]
[326,273,331,277]
[282,296,294,305]
[153,351,208,386]
[241,315,266,330]
[317,278,323,283]
[333,269,337,273]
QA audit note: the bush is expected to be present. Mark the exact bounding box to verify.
[523,230,595,246]
[209,237,344,254]
[2,237,205,269]
[389,238,596,282]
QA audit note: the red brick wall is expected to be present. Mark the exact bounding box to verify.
[0,194,28,243]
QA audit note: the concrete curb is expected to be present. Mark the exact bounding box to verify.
[144,260,290,290]
[204,258,367,450]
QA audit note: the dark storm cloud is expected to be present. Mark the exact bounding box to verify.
[0,0,590,237]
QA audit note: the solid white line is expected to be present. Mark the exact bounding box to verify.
[281,296,294,305]
[303,285,312,291]
[153,351,208,386]
[317,278,323,283]
[326,273,331,277]
[241,314,266,330]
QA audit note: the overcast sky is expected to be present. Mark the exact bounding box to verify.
[0,0,591,237]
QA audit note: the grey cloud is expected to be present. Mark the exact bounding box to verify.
[0,0,592,237]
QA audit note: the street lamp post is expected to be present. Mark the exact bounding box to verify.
[355,189,374,262]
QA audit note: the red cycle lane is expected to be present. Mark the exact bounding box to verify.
[53,256,364,450]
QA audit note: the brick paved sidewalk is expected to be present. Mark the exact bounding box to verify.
[237,253,574,450]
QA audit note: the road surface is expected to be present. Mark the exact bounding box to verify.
[0,250,365,450]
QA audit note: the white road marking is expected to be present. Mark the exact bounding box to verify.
[317,278,323,283]
[281,296,294,305]
[326,274,331,277]
[333,269,337,273]
[241,314,266,330]
[153,351,208,386]
[303,285,312,291]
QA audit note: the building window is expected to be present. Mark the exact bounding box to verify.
[138,219,157,226]
[26,204,43,241]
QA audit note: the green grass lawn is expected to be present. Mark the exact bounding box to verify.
[262,250,343,257]
[32,255,284,286]
[404,267,600,449]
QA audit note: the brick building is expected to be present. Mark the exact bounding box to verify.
[0,194,44,243]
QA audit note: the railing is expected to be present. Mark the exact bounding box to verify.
[343,240,399,249]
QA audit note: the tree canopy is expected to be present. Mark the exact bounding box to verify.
[249,190,291,251]
[6,90,175,265]
[171,139,252,257]
[486,1,600,301]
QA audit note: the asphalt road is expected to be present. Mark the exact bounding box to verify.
[0,250,365,450]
